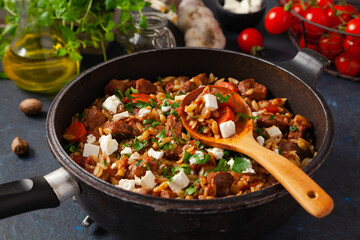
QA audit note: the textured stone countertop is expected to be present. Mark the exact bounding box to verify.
[0,0,359,239]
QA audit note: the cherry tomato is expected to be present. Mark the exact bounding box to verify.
[216,105,235,126]
[299,35,319,51]
[264,7,292,35]
[316,0,333,9]
[264,104,279,114]
[304,7,330,39]
[290,3,307,36]
[327,5,352,28]
[318,32,344,60]
[346,18,360,36]
[217,81,238,92]
[334,52,360,76]
[63,122,87,143]
[345,4,358,16]
[344,37,360,56]
[237,28,263,55]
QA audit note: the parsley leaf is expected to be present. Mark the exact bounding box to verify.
[156,129,166,142]
[136,159,143,166]
[185,186,197,195]
[254,127,265,138]
[170,108,179,118]
[183,151,192,163]
[149,98,157,108]
[143,119,153,125]
[165,93,175,100]
[216,93,230,104]
[289,125,298,131]
[134,101,149,109]
[279,148,283,155]
[269,114,275,120]
[210,159,230,173]
[131,139,147,152]
[64,142,79,153]
[197,125,205,133]
[236,112,259,120]
[130,87,138,94]
[231,156,249,173]
[157,76,163,84]
[170,102,181,108]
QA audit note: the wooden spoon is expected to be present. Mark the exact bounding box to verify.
[180,85,333,218]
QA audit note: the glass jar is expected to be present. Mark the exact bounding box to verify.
[2,0,79,94]
[125,12,176,54]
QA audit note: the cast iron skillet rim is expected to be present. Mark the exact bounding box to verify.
[47,47,333,212]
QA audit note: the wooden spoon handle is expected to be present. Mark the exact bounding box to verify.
[233,138,333,218]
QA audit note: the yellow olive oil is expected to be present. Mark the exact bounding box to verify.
[3,33,78,94]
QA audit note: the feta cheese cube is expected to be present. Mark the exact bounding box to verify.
[129,152,141,162]
[219,120,236,138]
[203,94,218,111]
[227,158,234,169]
[138,108,151,117]
[121,147,133,155]
[252,111,260,123]
[242,159,255,174]
[274,148,279,154]
[168,170,190,192]
[118,179,136,191]
[207,148,224,160]
[99,134,118,156]
[161,105,171,113]
[189,151,204,165]
[111,163,117,169]
[102,95,122,114]
[113,111,130,121]
[265,126,282,139]
[136,171,156,190]
[86,134,96,144]
[175,95,186,102]
[82,143,100,157]
[148,148,164,160]
[256,136,265,146]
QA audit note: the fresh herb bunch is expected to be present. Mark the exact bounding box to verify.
[0,0,150,61]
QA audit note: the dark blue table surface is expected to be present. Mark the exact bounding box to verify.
[0,0,359,239]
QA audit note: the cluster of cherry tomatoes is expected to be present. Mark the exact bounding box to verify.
[273,0,360,77]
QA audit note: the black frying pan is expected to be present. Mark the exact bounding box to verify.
[0,48,334,240]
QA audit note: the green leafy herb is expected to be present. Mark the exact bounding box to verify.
[136,159,143,166]
[279,148,283,155]
[236,112,259,120]
[183,151,192,163]
[143,119,153,125]
[104,160,108,166]
[156,129,166,142]
[134,101,149,109]
[179,91,185,95]
[165,93,175,100]
[196,141,205,149]
[146,162,150,171]
[289,125,298,131]
[185,186,197,195]
[170,108,179,118]
[130,87,138,94]
[197,125,205,133]
[231,156,249,173]
[170,126,180,145]
[131,139,147,152]
[149,98,157,108]
[269,114,275,120]
[191,116,199,119]
[124,102,134,114]
[170,102,181,108]
[157,76,163,84]
[254,127,265,138]
[159,142,174,151]
[64,142,79,153]
[216,93,230,104]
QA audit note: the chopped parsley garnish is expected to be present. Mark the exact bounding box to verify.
[236,112,259,120]
[216,93,230,104]
[146,162,150,171]
[207,159,230,174]
[131,139,147,152]
[159,142,174,151]
[157,76,163,84]
[254,127,265,138]
[170,102,181,108]
[191,151,211,165]
[143,119,153,125]
[156,129,166,142]
[179,91,185,95]
[191,116,199,119]
[269,114,275,120]
[163,164,191,181]
[130,88,138,94]
[124,102,134,114]
[64,142,79,153]
[149,98,157,108]
[151,121,160,127]
[134,101,149,109]
[195,141,205,149]
[185,187,197,195]
[279,148,283,155]
[170,108,179,118]
[183,151,192,163]
[231,156,249,173]
[115,89,124,99]
[136,159,143,166]
[171,126,180,145]
[124,153,131,157]
[289,125,298,131]
[104,160,108,166]
[165,93,175,100]
[197,125,205,133]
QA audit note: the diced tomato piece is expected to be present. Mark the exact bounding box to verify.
[63,122,87,143]
[216,105,235,125]
[217,82,238,92]
[264,104,279,114]
[127,93,151,104]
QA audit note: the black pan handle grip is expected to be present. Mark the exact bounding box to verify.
[0,168,79,219]
[277,48,330,88]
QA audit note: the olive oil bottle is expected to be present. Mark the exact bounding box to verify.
[3,0,78,94]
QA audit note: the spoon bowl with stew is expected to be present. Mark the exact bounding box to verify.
[180,85,333,218]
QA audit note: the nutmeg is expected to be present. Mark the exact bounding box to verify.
[19,98,43,115]
[11,137,29,155]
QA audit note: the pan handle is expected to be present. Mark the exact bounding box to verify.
[277,48,330,88]
[0,168,79,219]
